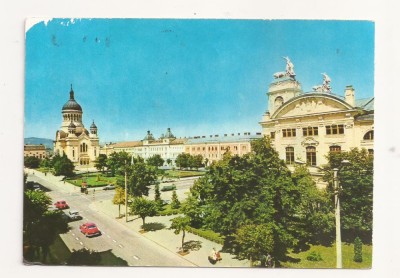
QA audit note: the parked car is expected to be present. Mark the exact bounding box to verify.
[79,222,101,237]
[54,200,69,210]
[103,184,116,190]
[161,184,177,192]
[65,210,83,221]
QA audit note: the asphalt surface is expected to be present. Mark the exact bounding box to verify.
[27,173,195,267]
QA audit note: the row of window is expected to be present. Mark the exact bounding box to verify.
[190,145,246,152]
[285,146,373,166]
[276,127,374,139]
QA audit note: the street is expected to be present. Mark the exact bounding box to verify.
[26,172,196,267]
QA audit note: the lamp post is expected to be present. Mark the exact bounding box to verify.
[125,153,135,223]
[125,160,128,222]
[332,159,350,269]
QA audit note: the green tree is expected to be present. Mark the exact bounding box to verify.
[129,197,157,227]
[170,216,191,251]
[67,249,101,266]
[154,183,162,206]
[147,154,164,168]
[53,154,75,177]
[185,137,303,264]
[39,157,52,168]
[126,161,158,197]
[166,158,172,166]
[24,156,41,169]
[234,224,274,266]
[321,148,373,243]
[291,164,334,247]
[112,186,125,218]
[171,190,180,209]
[94,154,108,173]
[175,153,190,169]
[23,190,68,262]
[189,154,203,170]
[106,151,131,176]
[354,237,363,262]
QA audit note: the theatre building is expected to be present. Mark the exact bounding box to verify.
[260,59,374,179]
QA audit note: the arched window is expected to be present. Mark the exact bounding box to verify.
[285,147,294,164]
[80,143,88,153]
[329,145,341,153]
[274,96,284,108]
[363,130,374,140]
[306,146,317,166]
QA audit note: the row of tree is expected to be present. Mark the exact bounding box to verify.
[24,154,75,177]
[177,137,373,266]
[23,174,69,262]
[175,153,204,170]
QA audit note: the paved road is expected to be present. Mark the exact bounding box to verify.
[27,173,195,267]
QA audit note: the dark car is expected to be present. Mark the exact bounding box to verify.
[161,185,177,192]
[80,222,101,237]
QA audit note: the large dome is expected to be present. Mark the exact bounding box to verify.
[62,87,82,111]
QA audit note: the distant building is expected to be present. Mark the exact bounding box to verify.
[260,61,374,182]
[101,128,187,167]
[54,86,100,166]
[24,144,48,159]
[185,132,262,165]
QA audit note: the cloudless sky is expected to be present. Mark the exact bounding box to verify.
[25,19,374,143]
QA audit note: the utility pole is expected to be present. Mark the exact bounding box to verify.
[333,168,342,269]
[125,161,128,222]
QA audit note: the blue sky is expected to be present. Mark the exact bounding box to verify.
[25,19,374,143]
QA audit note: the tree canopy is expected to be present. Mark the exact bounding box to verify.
[23,189,68,262]
[53,154,75,177]
[24,156,41,169]
[184,137,329,264]
[146,154,164,168]
[129,197,157,227]
[94,154,108,173]
[321,148,373,243]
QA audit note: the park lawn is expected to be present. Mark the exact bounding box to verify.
[164,169,205,178]
[66,173,118,188]
[282,243,372,269]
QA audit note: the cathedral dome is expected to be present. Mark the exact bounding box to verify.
[90,121,97,129]
[62,86,82,111]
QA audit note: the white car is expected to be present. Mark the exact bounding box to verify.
[66,210,83,221]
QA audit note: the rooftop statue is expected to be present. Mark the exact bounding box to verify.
[312,73,332,93]
[273,56,296,80]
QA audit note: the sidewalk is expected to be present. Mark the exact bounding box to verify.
[28,169,250,267]
[93,200,250,267]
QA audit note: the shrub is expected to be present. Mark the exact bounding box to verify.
[186,227,224,245]
[354,237,363,262]
[171,190,180,209]
[306,251,323,261]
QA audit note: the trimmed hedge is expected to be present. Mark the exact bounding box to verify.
[187,227,224,245]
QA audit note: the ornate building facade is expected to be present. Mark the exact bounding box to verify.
[260,58,374,181]
[54,86,100,166]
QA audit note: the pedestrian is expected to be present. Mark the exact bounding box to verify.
[266,254,274,268]
[208,248,218,264]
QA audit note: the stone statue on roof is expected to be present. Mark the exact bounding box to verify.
[312,73,332,93]
[273,56,296,80]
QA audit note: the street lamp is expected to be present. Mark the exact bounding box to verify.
[333,159,350,269]
[125,153,135,222]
